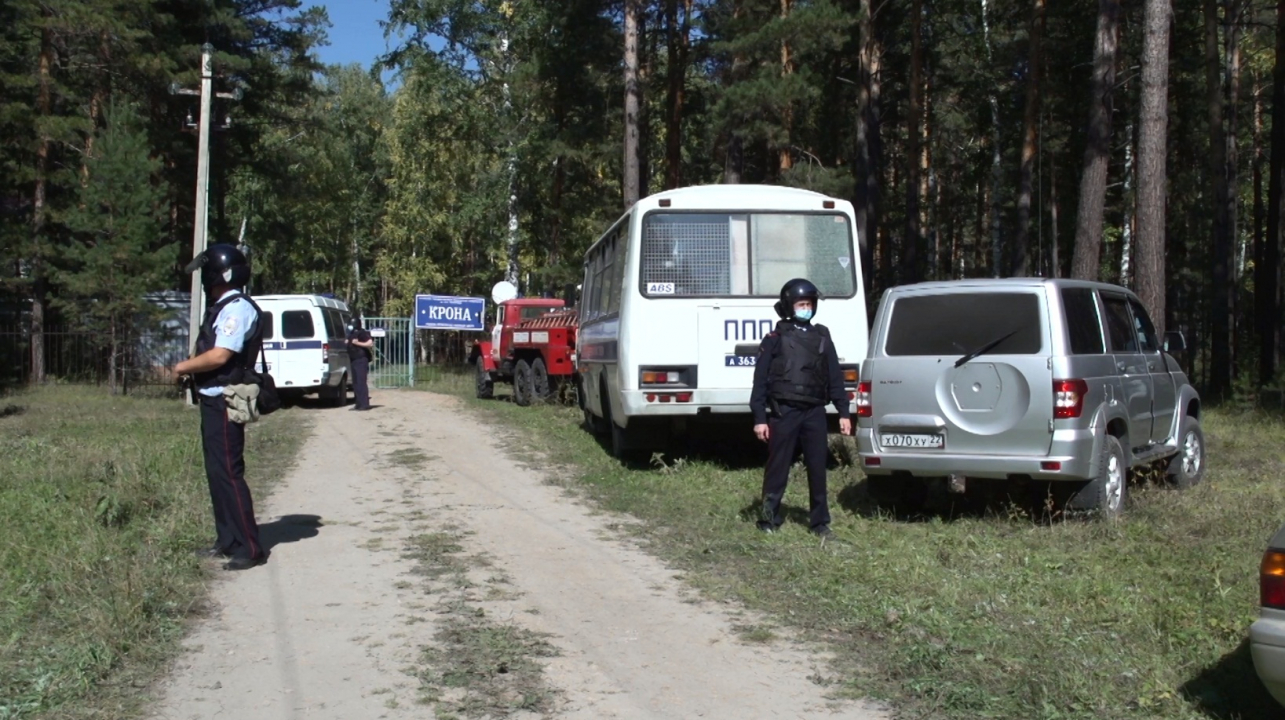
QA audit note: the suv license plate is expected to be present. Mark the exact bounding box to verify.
[881,433,944,449]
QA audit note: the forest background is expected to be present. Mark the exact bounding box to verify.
[2,0,1282,402]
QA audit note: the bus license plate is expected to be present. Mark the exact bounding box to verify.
[880,433,944,449]
[725,355,756,367]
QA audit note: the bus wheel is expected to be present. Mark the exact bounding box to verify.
[531,358,552,402]
[513,360,533,407]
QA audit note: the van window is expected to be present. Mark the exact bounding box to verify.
[885,293,1043,356]
[260,312,274,341]
[282,310,315,339]
[1100,295,1137,352]
[322,308,346,341]
[1061,288,1104,355]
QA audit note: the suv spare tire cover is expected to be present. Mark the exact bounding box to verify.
[937,362,1033,436]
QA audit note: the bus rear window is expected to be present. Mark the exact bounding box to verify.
[885,293,1043,356]
[640,212,855,298]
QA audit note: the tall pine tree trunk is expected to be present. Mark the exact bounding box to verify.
[1135,0,1171,333]
[29,22,54,386]
[664,0,691,189]
[1262,0,1285,384]
[624,0,642,207]
[901,0,923,284]
[1013,0,1045,277]
[854,0,882,294]
[1070,0,1120,281]
[1206,0,1233,399]
[982,0,1002,276]
[779,0,794,172]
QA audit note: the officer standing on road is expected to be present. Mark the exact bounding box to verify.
[750,278,853,539]
[347,317,373,411]
[174,244,268,571]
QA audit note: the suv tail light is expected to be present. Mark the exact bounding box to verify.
[1053,379,1087,419]
[856,381,872,417]
[322,342,329,362]
[1263,550,1285,609]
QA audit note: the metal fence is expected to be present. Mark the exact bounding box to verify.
[365,317,415,388]
[0,324,191,390]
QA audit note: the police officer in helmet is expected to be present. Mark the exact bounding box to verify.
[174,243,269,571]
[749,278,853,538]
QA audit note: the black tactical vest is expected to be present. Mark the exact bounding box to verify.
[768,321,829,406]
[194,292,264,390]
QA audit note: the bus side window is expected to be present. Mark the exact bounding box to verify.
[598,235,615,318]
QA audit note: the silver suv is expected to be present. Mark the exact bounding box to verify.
[855,279,1204,517]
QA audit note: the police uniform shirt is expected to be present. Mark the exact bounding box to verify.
[199,291,260,397]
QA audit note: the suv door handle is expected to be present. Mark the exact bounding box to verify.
[1148,362,1156,371]
[1116,361,1127,373]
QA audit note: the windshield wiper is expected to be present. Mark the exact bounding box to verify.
[954,329,1019,368]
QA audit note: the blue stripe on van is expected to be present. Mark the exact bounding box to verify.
[263,340,325,350]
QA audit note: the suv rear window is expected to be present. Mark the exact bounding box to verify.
[281,310,315,339]
[885,292,1043,356]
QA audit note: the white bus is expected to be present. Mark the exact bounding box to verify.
[577,184,869,458]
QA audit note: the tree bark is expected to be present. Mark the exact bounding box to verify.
[1262,0,1285,385]
[624,0,642,207]
[1012,0,1045,277]
[901,0,923,284]
[779,0,794,172]
[1206,0,1233,399]
[1070,0,1120,281]
[1135,0,1171,333]
[853,0,882,295]
[664,0,691,189]
[30,21,53,386]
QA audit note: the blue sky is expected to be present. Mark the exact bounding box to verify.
[300,0,397,70]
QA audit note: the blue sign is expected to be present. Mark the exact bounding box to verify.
[415,294,486,331]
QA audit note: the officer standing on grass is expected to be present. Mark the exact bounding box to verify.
[750,278,852,539]
[174,244,268,571]
[347,316,373,411]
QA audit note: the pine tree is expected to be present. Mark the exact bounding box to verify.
[59,99,170,394]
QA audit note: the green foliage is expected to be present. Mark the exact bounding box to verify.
[0,386,306,720]
[57,99,171,390]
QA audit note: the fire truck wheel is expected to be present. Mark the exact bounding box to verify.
[475,356,494,399]
[513,359,534,407]
[531,358,552,402]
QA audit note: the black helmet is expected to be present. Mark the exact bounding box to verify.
[185,243,250,290]
[774,278,821,319]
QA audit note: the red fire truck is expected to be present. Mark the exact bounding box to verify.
[471,297,579,406]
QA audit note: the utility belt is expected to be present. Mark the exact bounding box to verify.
[768,395,825,418]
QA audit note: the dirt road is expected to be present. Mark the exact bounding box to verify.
[150,390,887,719]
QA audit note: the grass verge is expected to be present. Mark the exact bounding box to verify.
[416,367,1284,720]
[0,385,308,720]
[404,530,559,718]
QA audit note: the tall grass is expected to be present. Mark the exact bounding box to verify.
[0,386,304,720]
[418,368,1285,720]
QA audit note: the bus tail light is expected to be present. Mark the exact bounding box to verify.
[856,381,872,417]
[640,366,697,388]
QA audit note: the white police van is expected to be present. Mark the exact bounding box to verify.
[253,294,353,406]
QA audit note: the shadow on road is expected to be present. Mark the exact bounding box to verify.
[260,514,323,551]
